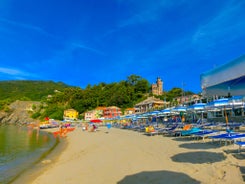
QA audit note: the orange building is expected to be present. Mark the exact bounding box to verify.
[103,106,122,119]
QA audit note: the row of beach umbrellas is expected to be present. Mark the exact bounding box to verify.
[122,96,245,119]
[100,96,245,121]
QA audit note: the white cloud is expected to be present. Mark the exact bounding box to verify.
[72,42,105,55]
[118,0,187,28]
[0,67,36,78]
[0,17,56,38]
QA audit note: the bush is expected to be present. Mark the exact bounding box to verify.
[31,112,41,119]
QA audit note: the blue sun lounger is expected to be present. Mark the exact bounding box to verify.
[192,130,219,141]
[210,133,245,145]
[180,127,202,136]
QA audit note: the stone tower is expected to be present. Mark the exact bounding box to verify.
[152,77,163,95]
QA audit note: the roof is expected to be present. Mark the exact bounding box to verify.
[64,108,77,112]
[125,108,135,111]
[95,106,106,110]
[135,97,164,106]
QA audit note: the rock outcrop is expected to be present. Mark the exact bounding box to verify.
[0,100,41,125]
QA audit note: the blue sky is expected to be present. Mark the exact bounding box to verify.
[0,0,244,93]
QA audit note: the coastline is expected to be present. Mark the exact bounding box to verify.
[12,126,245,183]
[11,128,68,184]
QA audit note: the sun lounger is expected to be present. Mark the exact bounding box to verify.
[180,127,202,136]
[192,130,220,141]
[235,141,245,153]
[160,124,179,136]
[210,133,245,145]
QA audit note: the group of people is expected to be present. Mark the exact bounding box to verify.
[81,123,98,132]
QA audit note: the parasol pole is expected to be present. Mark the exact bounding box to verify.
[224,106,229,130]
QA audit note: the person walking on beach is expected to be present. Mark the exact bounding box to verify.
[59,124,63,137]
[106,123,112,133]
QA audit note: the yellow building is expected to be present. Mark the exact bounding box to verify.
[124,108,136,115]
[63,109,79,120]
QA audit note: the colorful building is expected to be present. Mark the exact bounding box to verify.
[124,108,136,115]
[174,94,201,105]
[103,106,122,119]
[84,107,106,121]
[84,110,97,121]
[134,96,165,113]
[63,109,78,120]
[95,106,106,118]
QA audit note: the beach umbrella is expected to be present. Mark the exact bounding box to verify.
[160,108,171,114]
[172,106,187,112]
[212,98,229,107]
[187,103,207,123]
[188,103,206,111]
[206,98,230,110]
[90,119,102,123]
[228,96,244,108]
[148,111,160,116]
[207,98,230,126]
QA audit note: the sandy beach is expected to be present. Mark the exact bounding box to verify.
[13,126,245,184]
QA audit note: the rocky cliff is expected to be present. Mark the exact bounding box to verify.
[0,101,41,125]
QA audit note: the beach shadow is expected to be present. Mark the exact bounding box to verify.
[117,170,200,184]
[171,151,226,164]
[227,148,245,181]
[224,149,240,155]
[239,166,245,181]
[224,148,245,159]
[172,137,193,142]
[179,142,220,150]
[224,149,245,181]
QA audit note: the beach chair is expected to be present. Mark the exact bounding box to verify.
[209,132,245,145]
[144,126,158,136]
[191,130,220,141]
[235,141,245,153]
[180,127,202,136]
[182,124,192,130]
[160,124,179,136]
[172,124,193,136]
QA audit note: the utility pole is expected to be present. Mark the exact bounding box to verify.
[182,82,186,105]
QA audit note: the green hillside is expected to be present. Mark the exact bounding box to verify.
[0,80,71,101]
[0,76,192,121]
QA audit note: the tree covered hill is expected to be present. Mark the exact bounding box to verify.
[0,76,194,121]
[0,76,151,120]
[0,80,71,101]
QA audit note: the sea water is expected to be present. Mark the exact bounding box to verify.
[0,125,57,183]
